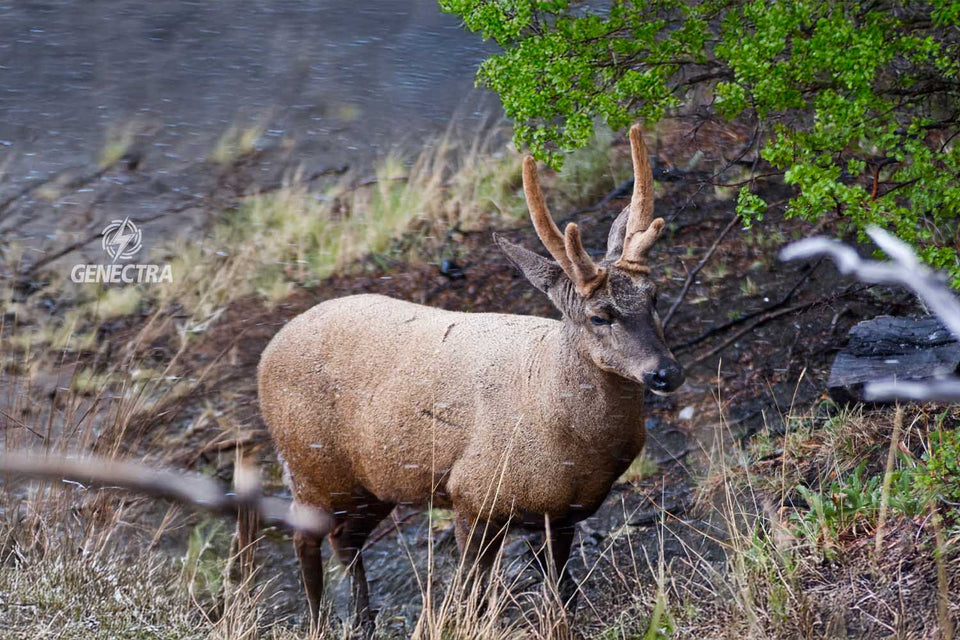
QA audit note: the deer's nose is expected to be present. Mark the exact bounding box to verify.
[643,363,684,393]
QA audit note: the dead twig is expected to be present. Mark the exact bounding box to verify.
[671,259,821,353]
[662,214,740,329]
[875,406,903,554]
[0,452,331,537]
[201,433,264,454]
[687,286,862,366]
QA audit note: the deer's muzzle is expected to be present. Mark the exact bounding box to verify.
[642,361,684,395]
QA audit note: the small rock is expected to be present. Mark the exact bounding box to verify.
[439,258,465,280]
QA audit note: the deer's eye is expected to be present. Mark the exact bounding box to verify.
[589,315,612,326]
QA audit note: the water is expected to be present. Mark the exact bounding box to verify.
[0,0,498,184]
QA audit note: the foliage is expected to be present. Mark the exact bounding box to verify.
[442,0,960,283]
[791,461,881,556]
[914,424,960,522]
[787,417,960,557]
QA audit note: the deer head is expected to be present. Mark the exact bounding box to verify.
[496,125,684,394]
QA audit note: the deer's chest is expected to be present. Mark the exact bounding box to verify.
[448,409,645,524]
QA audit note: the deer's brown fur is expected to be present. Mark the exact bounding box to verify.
[258,125,683,634]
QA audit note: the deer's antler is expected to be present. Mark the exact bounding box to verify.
[523,156,606,296]
[614,125,665,272]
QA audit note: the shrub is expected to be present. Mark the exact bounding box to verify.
[442,0,960,284]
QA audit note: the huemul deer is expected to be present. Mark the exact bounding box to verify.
[258,125,684,634]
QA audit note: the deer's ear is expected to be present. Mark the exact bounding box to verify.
[604,206,631,262]
[494,233,565,294]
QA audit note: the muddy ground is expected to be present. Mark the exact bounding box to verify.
[2,121,924,636]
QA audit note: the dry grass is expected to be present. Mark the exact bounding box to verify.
[0,312,286,638]
[686,399,960,639]
[99,121,138,169]
[0,345,198,637]
[209,122,268,166]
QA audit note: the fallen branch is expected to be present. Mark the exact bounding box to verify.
[781,226,960,402]
[0,166,84,220]
[0,161,122,229]
[19,229,103,276]
[662,214,740,329]
[0,452,331,537]
[254,164,350,195]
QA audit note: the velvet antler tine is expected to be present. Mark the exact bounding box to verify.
[564,223,606,296]
[628,124,654,231]
[523,156,606,294]
[629,218,665,261]
[615,125,663,270]
[522,156,570,270]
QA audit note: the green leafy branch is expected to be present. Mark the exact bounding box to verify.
[442,0,960,283]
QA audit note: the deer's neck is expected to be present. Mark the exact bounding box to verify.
[526,323,645,438]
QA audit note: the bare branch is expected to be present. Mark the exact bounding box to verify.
[662,213,740,329]
[688,287,861,366]
[781,225,960,402]
[864,379,960,402]
[0,453,332,537]
[781,227,960,340]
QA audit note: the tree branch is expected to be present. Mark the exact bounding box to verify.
[662,214,740,329]
[0,453,331,537]
[671,259,821,353]
[687,287,860,366]
[864,379,960,402]
[781,226,960,402]
[780,227,960,339]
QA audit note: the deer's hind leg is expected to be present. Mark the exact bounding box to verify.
[329,495,395,638]
[294,529,325,629]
